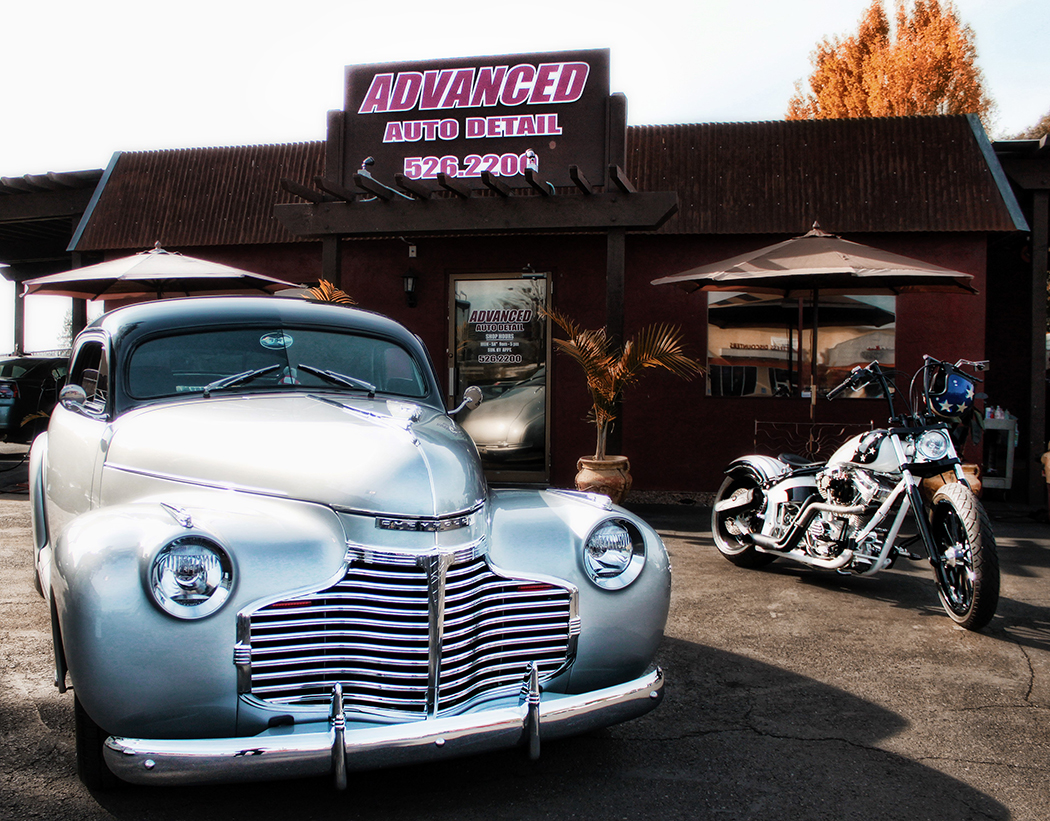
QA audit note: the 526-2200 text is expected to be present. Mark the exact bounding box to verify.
[404,153,536,180]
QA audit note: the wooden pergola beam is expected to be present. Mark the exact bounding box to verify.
[314,176,358,203]
[275,191,679,238]
[394,173,434,200]
[481,171,510,197]
[569,165,594,195]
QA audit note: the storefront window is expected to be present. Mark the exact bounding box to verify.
[707,292,895,397]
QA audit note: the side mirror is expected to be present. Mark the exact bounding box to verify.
[59,384,87,411]
[450,385,483,415]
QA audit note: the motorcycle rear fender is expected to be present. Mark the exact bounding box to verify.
[725,455,792,485]
[726,457,817,537]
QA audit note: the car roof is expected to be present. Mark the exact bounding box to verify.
[89,296,418,344]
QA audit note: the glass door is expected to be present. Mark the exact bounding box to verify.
[450,274,549,483]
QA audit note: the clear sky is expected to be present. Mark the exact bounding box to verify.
[1,0,1047,351]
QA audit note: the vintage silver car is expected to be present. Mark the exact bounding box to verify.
[30,296,670,789]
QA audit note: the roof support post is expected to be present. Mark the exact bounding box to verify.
[1027,189,1049,505]
[12,271,24,355]
[606,227,625,457]
[322,236,342,286]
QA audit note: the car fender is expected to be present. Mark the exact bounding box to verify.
[486,489,671,693]
[28,431,50,598]
[51,493,346,738]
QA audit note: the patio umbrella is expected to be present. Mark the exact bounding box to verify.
[22,243,298,300]
[651,225,977,296]
[707,293,896,329]
[653,225,977,416]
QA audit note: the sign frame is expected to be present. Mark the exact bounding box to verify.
[342,49,610,192]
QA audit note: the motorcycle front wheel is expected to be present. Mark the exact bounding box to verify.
[711,473,775,568]
[929,481,999,630]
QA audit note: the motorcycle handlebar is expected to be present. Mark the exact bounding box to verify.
[827,366,866,400]
[924,355,988,383]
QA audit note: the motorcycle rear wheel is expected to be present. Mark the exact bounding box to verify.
[929,481,999,630]
[712,473,775,568]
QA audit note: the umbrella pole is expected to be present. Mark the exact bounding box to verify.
[810,289,819,422]
[796,298,804,397]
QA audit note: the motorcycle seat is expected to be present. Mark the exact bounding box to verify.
[780,453,821,467]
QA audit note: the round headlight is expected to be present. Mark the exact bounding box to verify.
[150,536,233,619]
[915,429,952,461]
[583,519,646,590]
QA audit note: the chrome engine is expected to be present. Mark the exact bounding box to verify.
[816,465,884,507]
[807,465,893,562]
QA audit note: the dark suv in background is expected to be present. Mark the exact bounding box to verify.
[0,356,67,442]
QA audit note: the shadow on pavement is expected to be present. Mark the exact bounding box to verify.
[30,640,1001,821]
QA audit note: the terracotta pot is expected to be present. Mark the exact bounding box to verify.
[920,463,982,503]
[575,456,632,504]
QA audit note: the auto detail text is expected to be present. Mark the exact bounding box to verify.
[470,309,532,364]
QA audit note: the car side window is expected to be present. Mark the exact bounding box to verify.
[69,341,109,415]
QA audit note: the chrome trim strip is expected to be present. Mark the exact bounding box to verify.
[104,463,293,498]
[333,498,487,519]
[306,394,414,434]
[424,552,454,716]
[343,537,487,567]
[103,667,664,786]
[105,462,487,523]
[544,489,613,510]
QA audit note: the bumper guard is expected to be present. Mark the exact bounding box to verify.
[104,666,664,787]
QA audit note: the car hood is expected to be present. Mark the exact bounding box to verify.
[104,393,487,517]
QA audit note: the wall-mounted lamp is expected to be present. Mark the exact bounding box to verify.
[403,269,418,308]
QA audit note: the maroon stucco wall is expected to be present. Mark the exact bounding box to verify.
[159,230,991,494]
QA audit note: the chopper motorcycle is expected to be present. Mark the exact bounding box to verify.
[711,355,999,630]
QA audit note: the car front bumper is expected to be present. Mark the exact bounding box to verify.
[104,666,664,787]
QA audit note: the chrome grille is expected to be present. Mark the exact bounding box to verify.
[246,557,575,715]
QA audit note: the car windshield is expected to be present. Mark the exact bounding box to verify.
[127,327,428,400]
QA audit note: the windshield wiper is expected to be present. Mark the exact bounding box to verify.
[202,364,281,397]
[298,364,376,397]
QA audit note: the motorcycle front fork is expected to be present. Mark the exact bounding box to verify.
[848,479,914,576]
[902,472,943,568]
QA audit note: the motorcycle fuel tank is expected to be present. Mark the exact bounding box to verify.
[827,431,899,474]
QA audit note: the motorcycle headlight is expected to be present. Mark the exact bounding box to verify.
[149,536,233,619]
[583,519,646,590]
[915,429,952,461]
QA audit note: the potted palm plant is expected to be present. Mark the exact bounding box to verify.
[302,279,356,304]
[546,309,703,503]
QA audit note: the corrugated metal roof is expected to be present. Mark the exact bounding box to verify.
[0,169,104,266]
[0,169,103,197]
[626,116,1021,234]
[73,143,324,251]
[71,116,1022,251]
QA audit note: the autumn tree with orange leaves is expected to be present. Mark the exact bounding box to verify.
[787,0,994,130]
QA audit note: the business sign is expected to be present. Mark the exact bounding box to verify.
[343,49,610,191]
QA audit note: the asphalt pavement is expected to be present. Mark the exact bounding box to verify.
[1,450,1048,819]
